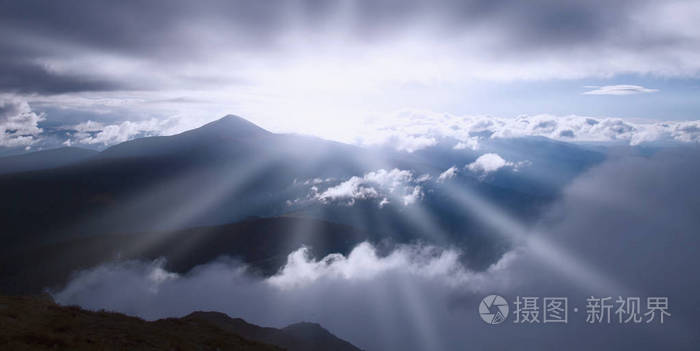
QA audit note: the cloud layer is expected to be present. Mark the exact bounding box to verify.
[358,109,700,152]
[64,118,175,146]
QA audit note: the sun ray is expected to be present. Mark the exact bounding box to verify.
[439,180,629,295]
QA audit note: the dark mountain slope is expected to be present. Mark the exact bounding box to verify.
[0,295,363,351]
[0,147,97,174]
[98,115,275,160]
[0,116,372,247]
[187,312,363,351]
[0,294,281,351]
[281,322,362,351]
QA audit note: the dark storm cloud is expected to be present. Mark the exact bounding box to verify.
[349,0,636,47]
[0,0,656,94]
[0,0,292,57]
[0,58,121,94]
[0,0,292,93]
[470,0,628,47]
[0,99,22,119]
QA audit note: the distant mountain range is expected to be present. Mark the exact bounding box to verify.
[0,294,362,351]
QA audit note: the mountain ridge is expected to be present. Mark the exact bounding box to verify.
[98,115,274,159]
[185,311,363,351]
[0,294,363,351]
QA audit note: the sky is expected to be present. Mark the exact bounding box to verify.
[1,0,700,152]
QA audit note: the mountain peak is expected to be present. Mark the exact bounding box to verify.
[196,115,272,137]
[99,114,272,158]
[218,114,253,124]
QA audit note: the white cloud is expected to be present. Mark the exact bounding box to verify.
[67,118,175,145]
[309,168,424,207]
[383,134,438,153]
[453,138,480,151]
[401,185,423,206]
[467,153,512,174]
[415,174,432,183]
[0,97,44,147]
[318,179,379,204]
[268,242,474,290]
[582,85,659,95]
[437,166,458,182]
[303,178,328,185]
